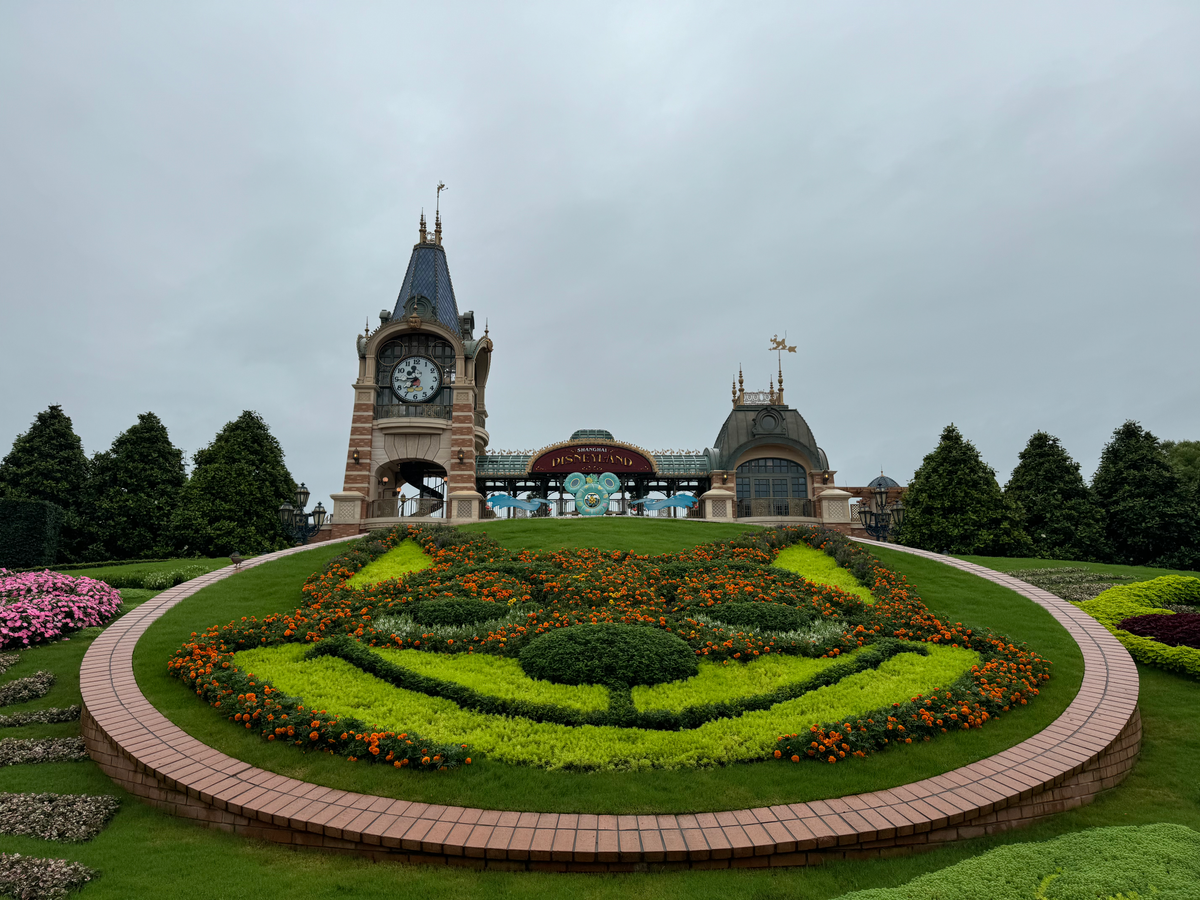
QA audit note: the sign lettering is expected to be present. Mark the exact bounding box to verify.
[529,444,655,474]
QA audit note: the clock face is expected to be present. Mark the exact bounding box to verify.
[391,355,443,403]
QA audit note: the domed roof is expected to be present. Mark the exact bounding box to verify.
[868,473,900,489]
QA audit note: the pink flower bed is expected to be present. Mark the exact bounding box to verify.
[0,570,123,649]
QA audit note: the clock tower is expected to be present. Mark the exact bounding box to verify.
[329,212,492,536]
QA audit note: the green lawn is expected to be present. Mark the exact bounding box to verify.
[458,517,757,553]
[54,557,232,583]
[128,527,1082,814]
[956,554,1199,582]
[3,524,1189,899]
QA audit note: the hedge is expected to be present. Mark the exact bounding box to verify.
[303,633,915,731]
[835,823,1200,900]
[1079,575,1200,679]
[0,500,63,570]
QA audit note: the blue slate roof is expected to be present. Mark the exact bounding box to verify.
[391,242,461,336]
[868,473,900,489]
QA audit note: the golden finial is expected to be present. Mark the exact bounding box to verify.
[419,210,427,243]
[731,377,737,406]
[777,358,784,404]
[769,376,776,404]
[364,317,370,337]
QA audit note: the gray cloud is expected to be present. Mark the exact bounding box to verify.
[1,1,1197,510]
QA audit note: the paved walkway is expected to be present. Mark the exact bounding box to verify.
[80,538,1141,869]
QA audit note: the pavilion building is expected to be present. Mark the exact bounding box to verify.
[329,216,899,538]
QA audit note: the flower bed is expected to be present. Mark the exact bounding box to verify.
[0,570,122,649]
[168,525,1052,772]
[0,738,89,767]
[0,853,96,900]
[0,672,55,708]
[0,793,120,843]
[1080,576,1200,678]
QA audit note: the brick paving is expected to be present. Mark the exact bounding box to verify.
[79,537,1141,869]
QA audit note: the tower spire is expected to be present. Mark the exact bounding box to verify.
[419,210,427,243]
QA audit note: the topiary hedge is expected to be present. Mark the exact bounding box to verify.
[701,602,812,633]
[1079,575,1200,678]
[0,500,63,569]
[519,624,698,687]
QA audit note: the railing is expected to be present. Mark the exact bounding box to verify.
[736,498,816,518]
[373,404,452,421]
[474,413,487,429]
[478,497,708,519]
[366,497,445,518]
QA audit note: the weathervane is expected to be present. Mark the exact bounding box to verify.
[769,333,796,405]
[436,181,447,214]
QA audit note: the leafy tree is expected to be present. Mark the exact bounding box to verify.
[86,412,186,560]
[897,424,1032,557]
[1092,422,1199,568]
[1162,439,1200,499]
[169,411,296,557]
[0,405,91,562]
[1005,432,1106,562]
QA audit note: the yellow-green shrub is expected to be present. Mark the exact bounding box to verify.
[1079,576,1200,679]
[774,543,875,604]
[233,643,977,770]
[346,539,431,587]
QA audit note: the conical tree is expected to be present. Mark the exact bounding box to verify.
[169,411,297,557]
[0,405,91,562]
[1093,422,1199,568]
[87,413,186,560]
[897,424,1032,557]
[1162,439,1200,500]
[1005,432,1106,562]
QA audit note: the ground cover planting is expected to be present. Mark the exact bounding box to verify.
[168,525,1051,776]
[836,823,1200,900]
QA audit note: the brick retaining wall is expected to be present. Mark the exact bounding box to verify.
[79,538,1141,869]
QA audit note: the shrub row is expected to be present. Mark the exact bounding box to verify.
[306,633,914,731]
[239,643,979,771]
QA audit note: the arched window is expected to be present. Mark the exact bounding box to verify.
[375,335,456,415]
[736,457,807,516]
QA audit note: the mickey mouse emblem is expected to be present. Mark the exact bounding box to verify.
[563,472,621,517]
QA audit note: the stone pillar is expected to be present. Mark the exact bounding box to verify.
[817,488,852,525]
[446,386,482,522]
[330,491,366,539]
[700,487,736,520]
[339,384,375,522]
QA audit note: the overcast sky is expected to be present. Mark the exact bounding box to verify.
[2,1,1198,509]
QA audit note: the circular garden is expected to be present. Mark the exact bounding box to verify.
[154,525,1065,801]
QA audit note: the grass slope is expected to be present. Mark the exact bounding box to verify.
[956,554,1199,582]
[458,518,756,553]
[131,524,1082,814]
[3,632,1196,898]
[51,557,232,582]
[0,524,1192,898]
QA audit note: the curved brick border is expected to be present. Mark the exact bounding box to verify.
[81,538,1140,870]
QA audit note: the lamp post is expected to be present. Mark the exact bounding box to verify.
[278,483,327,545]
[856,484,905,542]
